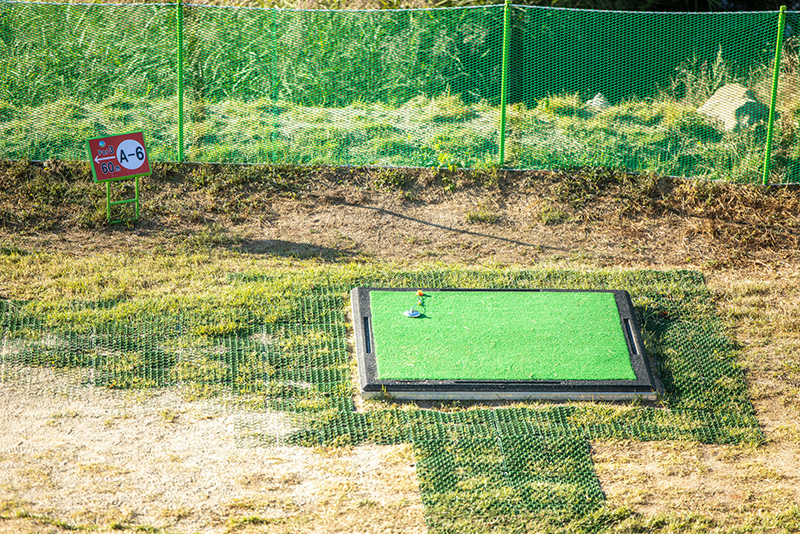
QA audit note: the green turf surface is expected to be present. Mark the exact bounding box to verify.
[369,290,636,381]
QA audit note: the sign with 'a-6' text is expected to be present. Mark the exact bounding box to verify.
[86,132,151,183]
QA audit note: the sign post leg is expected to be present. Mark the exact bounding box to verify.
[106,181,111,222]
[134,174,140,220]
[106,178,141,225]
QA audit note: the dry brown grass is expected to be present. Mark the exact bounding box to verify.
[709,268,800,429]
[593,267,800,529]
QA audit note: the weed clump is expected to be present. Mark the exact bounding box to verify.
[372,169,413,190]
[465,207,500,224]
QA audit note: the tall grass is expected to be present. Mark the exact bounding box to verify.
[0,3,176,107]
[0,2,503,108]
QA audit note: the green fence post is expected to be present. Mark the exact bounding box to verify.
[763,5,786,185]
[177,0,184,163]
[271,7,279,164]
[498,0,511,167]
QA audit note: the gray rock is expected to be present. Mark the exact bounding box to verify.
[586,93,610,111]
[697,83,769,132]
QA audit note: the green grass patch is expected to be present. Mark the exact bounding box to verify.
[465,205,501,224]
[1,89,796,182]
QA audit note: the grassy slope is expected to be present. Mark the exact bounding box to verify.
[3,92,798,182]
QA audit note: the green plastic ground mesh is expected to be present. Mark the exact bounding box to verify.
[0,1,798,182]
[0,268,761,531]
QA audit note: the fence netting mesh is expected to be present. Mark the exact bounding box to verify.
[0,1,797,182]
[0,267,762,531]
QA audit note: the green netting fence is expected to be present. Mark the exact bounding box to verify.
[0,1,798,183]
[0,268,762,531]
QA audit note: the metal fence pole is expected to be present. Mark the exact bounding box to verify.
[271,8,279,164]
[177,0,185,163]
[763,5,786,185]
[498,0,511,167]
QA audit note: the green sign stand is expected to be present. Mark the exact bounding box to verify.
[105,175,140,224]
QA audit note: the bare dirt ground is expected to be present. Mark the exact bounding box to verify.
[7,166,799,269]
[1,165,799,532]
[0,370,426,534]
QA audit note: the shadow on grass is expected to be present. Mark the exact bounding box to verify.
[230,238,356,260]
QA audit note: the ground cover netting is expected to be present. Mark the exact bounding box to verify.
[0,1,798,182]
[0,267,761,532]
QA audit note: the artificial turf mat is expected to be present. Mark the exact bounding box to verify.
[369,290,636,381]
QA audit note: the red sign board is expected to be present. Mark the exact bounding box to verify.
[86,132,152,183]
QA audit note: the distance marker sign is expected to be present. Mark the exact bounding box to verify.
[86,132,151,183]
